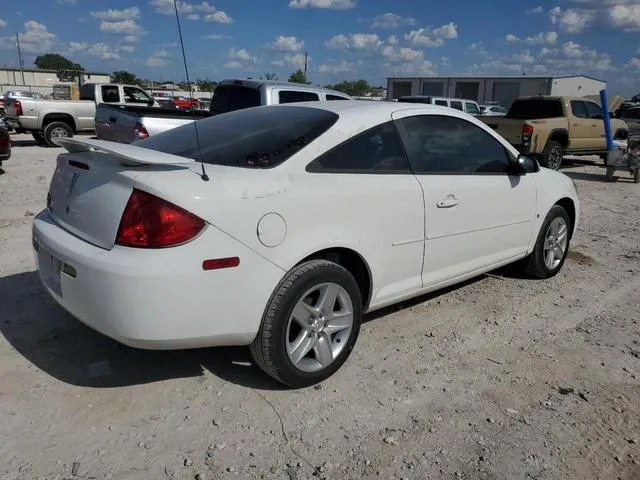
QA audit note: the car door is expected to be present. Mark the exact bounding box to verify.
[393,111,537,287]
[584,101,607,150]
[305,120,425,305]
[568,100,591,150]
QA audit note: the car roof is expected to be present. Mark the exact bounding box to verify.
[217,78,350,96]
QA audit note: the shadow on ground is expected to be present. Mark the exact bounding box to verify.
[0,266,526,391]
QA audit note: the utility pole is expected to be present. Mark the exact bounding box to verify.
[16,33,25,85]
[303,51,308,80]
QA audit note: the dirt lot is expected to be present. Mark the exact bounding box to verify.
[1,134,639,480]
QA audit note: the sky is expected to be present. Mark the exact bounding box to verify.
[0,0,638,95]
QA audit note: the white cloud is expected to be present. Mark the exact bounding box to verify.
[86,43,121,60]
[289,0,356,9]
[100,19,146,35]
[549,7,596,33]
[91,7,140,21]
[204,11,233,23]
[370,13,415,29]
[123,35,139,43]
[224,60,243,68]
[269,35,304,52]
[382,45,424,62]
[625,57,640,71]
[317,60,355,74]
[505,31,558,45]
[119,45,136,52]
[385,60,436,76]
[187,14,200,20]
[0,18,8,28]
[146,49,170,67]
[202,34,232,40]
[68,41,88,52]
[0,21,56,54]
[387,35,398,45]
[228,47,256,63]
[56,0,77,4]
[405,22,458,47]
[325,33,382,52]
[149,0,217,15]
[271,60,285,66]
[527,6,544,14]
[284,53,309,69]
[609,4,640,31]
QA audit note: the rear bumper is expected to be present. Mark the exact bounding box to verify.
[32,210,285,350]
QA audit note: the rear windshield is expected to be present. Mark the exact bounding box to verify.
[507,99,563,119]
[398,97,430,103]
[211,85,260,114]
[138,106,339,169]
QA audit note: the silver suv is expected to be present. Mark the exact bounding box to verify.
[211,79,351,114]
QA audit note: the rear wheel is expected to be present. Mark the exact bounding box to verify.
[32,131,47,146]
[522,205,571,279]
[541,140,564,170]
[250,259,362,388]
[43,122,73,147]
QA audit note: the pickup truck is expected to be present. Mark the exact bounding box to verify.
[95,78,351,144]
[479,96,629,170]
[4,83,158,147]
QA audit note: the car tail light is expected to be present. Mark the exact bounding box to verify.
[14,100,23,116]
[116,189,205,248]
[134,122,149,141]
[522,124,534,137]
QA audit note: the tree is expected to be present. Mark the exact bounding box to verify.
[264,72,278,81]
[196,78,217,92]
[328,79,371,96]
[112,70,141,85]
[288,69,310,84]
[34,53,83,71]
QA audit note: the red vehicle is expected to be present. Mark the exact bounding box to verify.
[172,96,199,109]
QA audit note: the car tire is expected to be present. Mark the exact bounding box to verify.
[633,168,639,184]
[250,259,362,388]
[523,205,571,279]
[43,122,73,147]
[541,140,564,170]
[32,131,47,146]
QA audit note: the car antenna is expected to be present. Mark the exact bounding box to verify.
[173,0,209,181]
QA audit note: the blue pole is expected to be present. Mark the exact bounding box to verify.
[600,89,614,152]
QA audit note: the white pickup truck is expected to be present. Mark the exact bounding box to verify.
[4,83,158,147]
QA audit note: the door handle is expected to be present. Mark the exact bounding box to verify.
[437,195,459,208]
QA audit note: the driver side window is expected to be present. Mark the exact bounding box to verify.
[396,115,513,174]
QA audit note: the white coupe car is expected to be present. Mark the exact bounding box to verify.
[33,101,579,387]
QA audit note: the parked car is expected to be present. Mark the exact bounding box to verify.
[616,106,640,140]
[480,105,507,116]
[34,101,579,387]
[172,96,199,110]
[397,96,482,116]
[0,122,10,168]
[4,83,158,147]
[95,79,351,144]
[478,96,629,170]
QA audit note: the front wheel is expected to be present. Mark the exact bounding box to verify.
[541,140,564,170]
[43,122,73,147]
[250,260,362,388]
[522,205,571,279]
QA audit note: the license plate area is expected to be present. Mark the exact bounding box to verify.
[34,235,63,297]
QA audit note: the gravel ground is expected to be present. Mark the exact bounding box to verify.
[1,134,639,480]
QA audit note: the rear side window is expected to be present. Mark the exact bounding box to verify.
[326,94,349,101]
[307,121,409,173]
[450,101,463,111]
[101,86,120,103]
[571,101,587,118]
[123,87,152,104]
[435,100,447,106]
[211,85,260,114]
[139,106,338,169]
[508,99,563,119]
[584,102,603,119]
[278,90,320,104]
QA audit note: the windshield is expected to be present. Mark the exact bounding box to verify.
[507,99,563,119]
[211,85,261,114]
[138,105,339,169]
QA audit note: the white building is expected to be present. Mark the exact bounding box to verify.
[386,75,606,108]
[0,67,111,95]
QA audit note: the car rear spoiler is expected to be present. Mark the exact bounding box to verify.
[54,137,195,166]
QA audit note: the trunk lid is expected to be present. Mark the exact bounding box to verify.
[47,138,194,250]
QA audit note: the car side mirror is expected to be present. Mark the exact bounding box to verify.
[515,154,539,174]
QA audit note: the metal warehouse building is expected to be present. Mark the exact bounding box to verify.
[386,75,606,108]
